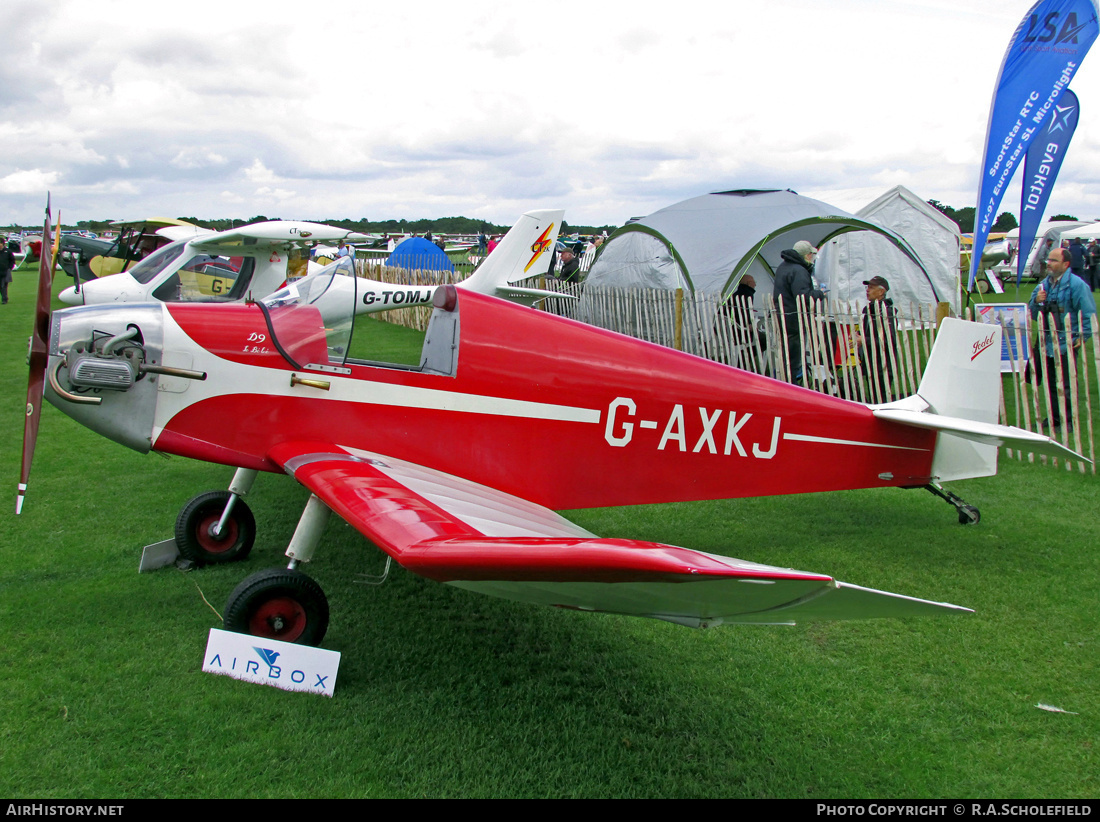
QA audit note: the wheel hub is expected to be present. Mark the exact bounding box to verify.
[197,513,238,551]
[250,597,308,642]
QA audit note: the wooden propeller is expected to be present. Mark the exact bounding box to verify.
[17,197,55,514]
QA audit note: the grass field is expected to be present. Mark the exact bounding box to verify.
[0,263,1097,798]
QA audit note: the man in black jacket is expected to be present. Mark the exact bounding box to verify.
[556,249,582,283]
[0,241,17,305]
[857,276,898,402]
[772,240,824,383]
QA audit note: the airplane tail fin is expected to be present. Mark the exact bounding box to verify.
[872,318,1085,480]
[458,209,565,306]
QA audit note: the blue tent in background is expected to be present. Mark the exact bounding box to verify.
[385,237,455,272]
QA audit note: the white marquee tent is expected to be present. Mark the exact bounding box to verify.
[812,185,960,316]
[585,189,931,316]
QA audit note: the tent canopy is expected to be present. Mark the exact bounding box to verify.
[586,189,931,314]
[814,185,960,314]
[1052,221,1100,241]
[385,236,455,272]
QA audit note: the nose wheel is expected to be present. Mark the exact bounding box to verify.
[223,568,330,646]
[175,490,256,565]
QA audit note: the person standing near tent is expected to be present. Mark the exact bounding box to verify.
[1069,237,1087,280]
[855,276,898,403]
[556,249,582,283]
[714,275,761,371]
[1087,239,1100,291]
[772,240,824,384]
[1028,246,1096,430]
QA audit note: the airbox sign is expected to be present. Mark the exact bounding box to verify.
[202,628,341,696]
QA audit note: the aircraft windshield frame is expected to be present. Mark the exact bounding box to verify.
[126,241,189,284]
[259,257,359,368]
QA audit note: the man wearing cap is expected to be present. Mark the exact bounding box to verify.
[556,249,582,283]
[857,275,898,403]
[772,240,824,384]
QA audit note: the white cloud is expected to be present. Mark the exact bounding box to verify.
[254,186,296,202]
[0,169,61,194]
[170,149,229,170]
[3,0,1099,226]
[244,160,278,184]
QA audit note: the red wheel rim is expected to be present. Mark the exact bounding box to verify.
[249,596,307,642]
[196,512,239,553]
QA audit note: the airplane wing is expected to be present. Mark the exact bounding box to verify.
[156,225,213,243]
[268,441,971,627]
[191,221,372,250]
[111,217,196,229]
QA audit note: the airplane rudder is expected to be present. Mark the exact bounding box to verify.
[917,317,1002,423]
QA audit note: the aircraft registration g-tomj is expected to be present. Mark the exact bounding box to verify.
[57,210,565,319]
[19,205,1084,647]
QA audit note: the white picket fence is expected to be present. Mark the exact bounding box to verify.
[359,266,1096,473]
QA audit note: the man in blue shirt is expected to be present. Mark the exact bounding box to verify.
[1028,247,1097,429]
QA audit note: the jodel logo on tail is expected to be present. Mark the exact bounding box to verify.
[972,332,997,360]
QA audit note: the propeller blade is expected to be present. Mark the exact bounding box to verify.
[50,210,62,272]
[18,197,55,514]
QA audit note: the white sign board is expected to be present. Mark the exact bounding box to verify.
[202,628,341,696]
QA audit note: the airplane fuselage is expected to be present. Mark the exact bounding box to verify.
[46,287,937,512]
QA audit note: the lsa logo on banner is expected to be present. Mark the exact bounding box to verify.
[968,0,1099,289]
[202,628,341,696]
[1023,9,1089,44]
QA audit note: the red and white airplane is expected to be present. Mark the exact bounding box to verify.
[19,206,1081,646]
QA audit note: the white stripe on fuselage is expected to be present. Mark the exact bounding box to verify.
[782,433,927,451]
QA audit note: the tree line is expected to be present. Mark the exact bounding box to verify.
[53,215,619,237]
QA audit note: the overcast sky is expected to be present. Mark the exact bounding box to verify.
[3,0,1100,228]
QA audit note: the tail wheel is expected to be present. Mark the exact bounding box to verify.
[175,490,255,565]
[958,505,981,525]
[223,568,329,646]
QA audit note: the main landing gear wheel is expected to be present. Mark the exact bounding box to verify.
[175,490,255,565]
[223,568,329,646]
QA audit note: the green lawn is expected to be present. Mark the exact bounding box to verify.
[0,263,1096,798]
